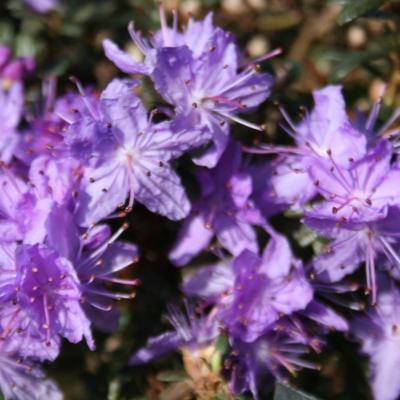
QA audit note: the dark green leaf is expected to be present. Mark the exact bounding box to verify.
[336,0,384,25]
[156,370,188,383]
[274,382,319,400]
[330,32,400,80]
[212,395,229,400]
[215,334,229,356]
[327,0,352,4]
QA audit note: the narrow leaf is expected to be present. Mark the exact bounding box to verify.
[274,382,319,400]
[337,0,384,25]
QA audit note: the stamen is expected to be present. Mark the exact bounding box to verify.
[365,87,385,132]
[79,223,129,269]
[91,276,140,286]
[366,232,377,305]
[86,288,135,300]
[0,309,20,350]
[217,68,258,96]
[172,9,178,34]
[326,151,353,194]
[379,236,400,268]
[148,108,158,124]
[242,144,308,156]
[128,22,150,54]
[87,300,113,312]
[126,156,135,212]
[215,109,264,131]
[241,48,283,68]
[380,109,400,136]
[69,76,100,121]
[203,95,246,110]
[158,1,171,46]
[272,351,297,375]
[319,292,365,311]
[56,111,74,125]
[44,75,57,114]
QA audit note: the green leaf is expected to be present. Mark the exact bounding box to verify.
[211,334,230,372]
[327,0,352,4]
[274,382,319,400]
[215,334,229,356]
[107,379,121,400]
[293,225,318,248]
[330,32,400,80]
[156,370,188,383]
[212,395,229,400]
[0,21,14,45]
[336,0,384,25]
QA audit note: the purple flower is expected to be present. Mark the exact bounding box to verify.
[0,243,93,360]
[269,156,317,207]
[104,9,273,167]
[304,139,400,303]
[246,161,288,218]
[0,169,51,245]
[17,245,92,346]
[309,206,400,304]
[76,227,140,332]
[220,233,313,342]
[66,78,206,226]
[29,155,83,206]
[103,10,230,76]
[0,48,34,163]
[227,318,321,399]
[152,45,272,167]
[352,286,400,400]
[0,342,62,400]
[169,140,261,266]
[0,195,139,359]
[0,47,11,70]
[17,79,88,165]
[183,260,234,301]
[0,82,23,163]
[306,140,400,225]
[129,302,218,365]
[0,47,34,81]
[24,0,58,13]
[183,249,348,335]
[45,206,140,332]
[247,85,367,206]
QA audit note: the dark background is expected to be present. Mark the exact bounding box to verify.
[1,0,400,398]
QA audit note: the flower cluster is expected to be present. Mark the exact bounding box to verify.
[0,5,273,398]
[0,48,145,398]
[2,3,400,400]
[130,79,400,399]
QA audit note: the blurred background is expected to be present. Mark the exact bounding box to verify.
[1,0,400,399]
